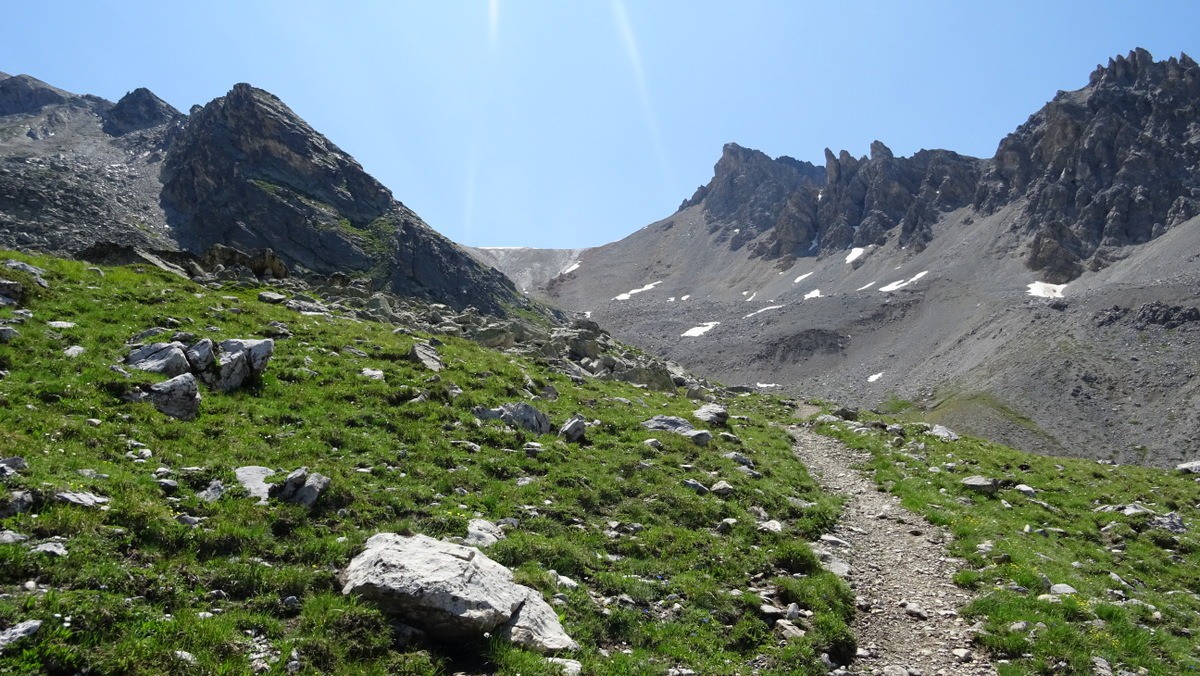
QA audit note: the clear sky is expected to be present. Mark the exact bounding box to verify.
[3,2,1198,248]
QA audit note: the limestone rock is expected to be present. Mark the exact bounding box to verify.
[342,533,577,652]
[961,476,999,495]
[55,491,109,508]
[235,466,275,504]
[475,402,552,435]
[0,619,41,652]
[127,373,201,420]
[558,415,586,443]
[126,342,191,377]
[1177,460,1200,474]
[929,424,959,441]
[268,467,330,508]
[407,342,443,372]
[692,403,729,425]
[0,530,29,544]
[464,519,506,548]
[640,416,712,446]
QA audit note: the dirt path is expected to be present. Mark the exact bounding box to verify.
[788,425,997,676]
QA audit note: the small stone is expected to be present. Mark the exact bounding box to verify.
[173,650,197,664]
[1014,484,1037,497]
[360,368,384,380]
[63,345,86,358]
[545,657,583,676]
[716,518,738,533]
[961,475,1000,495]
[682,479,709,495]
[756,519,783,533]
[905,604,929,620]
[643,438,662,449]
[952,648,973,662]
[0,530,30,544]
[1176,460,1200,474]
[929,424,959,441]
[258,291,287,304]
[1050,583,1077,595]
[0,620,42,651]
[30,542,68,557]
[85,418,101,427]
[55,491,109,508]
[710,480,734,497]
[775,619,806,640]
[558,414,587,443]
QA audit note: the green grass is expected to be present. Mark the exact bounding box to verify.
[814,412,1200,675]
[0,251,852,674]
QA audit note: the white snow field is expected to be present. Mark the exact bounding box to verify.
[1027,281,1067,298]
[879,270,929,292]
[613,280,663,301]
[681,322,720,337]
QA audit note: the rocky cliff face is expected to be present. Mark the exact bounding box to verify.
[0,75,524,315]
[682,141,981,263]
[679,50,1199,280]
[977,48,1200,282]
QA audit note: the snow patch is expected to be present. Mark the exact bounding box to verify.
[879,271,929,292]
[744,305,785,319]
[845,247,865,264]
[803,289,823,299]
[793,271,814,284]
[856,282,875,291]
[1027,281,1067,298]
[584,311,592,318]
[756,383,781,388]
[667,297,676,302]
[613,280,663,301]
[560,262,581,275]
[681,295,691,301]
[681,322,720,337]
[745,292,757,302]
[867,372,883,383]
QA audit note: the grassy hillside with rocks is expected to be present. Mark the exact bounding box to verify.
[0,251,852,675]
[814,411,1200,675]
[1,250,1197,676]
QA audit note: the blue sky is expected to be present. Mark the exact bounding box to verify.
[3,2,1198,248]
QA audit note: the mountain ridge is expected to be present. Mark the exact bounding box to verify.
[478,49,1200,467]
[0,74,525,316]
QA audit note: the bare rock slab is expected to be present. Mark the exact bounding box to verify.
[127,373,201,420]
[235,466,276,504]
[407,342,443,371]
[0,619,41,652]
[343,533,577,653]
[692,403,729,425]
[640,416,712,446]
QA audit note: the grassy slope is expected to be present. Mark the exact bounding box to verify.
[816,415,1200,675]
[0,252,852,675]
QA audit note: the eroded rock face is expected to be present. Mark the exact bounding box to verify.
[126,373,201,420]
[342,533,578,653]
[977,49,1200,281]
[159,83,521,314]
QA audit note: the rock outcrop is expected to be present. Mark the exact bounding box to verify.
[160,83,521,313]
[977,49,1200,281]
[342,533,578,653]
[0,75,529,317]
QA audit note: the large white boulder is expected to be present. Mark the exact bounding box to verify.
[342,533,577,653]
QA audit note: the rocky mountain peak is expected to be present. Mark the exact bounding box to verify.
[0,74,72,116]
[679,142,823,238]
[978,48,1200,282]
[102,87,181,136]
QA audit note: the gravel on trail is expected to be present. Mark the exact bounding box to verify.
[788,425,997,676]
